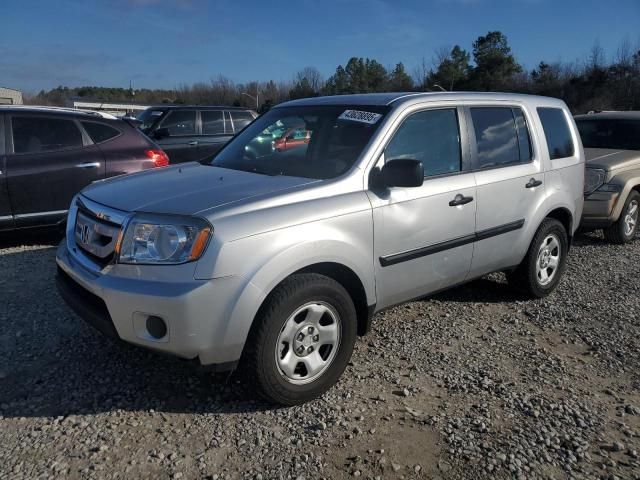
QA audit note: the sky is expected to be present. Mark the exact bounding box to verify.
[1,0,639,93]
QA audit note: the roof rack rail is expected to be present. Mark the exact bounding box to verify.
[0,105,118,120]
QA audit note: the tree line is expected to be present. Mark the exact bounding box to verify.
[26,31,640,114]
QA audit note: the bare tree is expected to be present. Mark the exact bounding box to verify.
[411,56,429,90]
[295,67,325,93]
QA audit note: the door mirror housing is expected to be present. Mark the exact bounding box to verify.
[380,159,424,187]
[153,127,170,139]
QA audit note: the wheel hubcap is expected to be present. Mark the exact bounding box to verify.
[275,302,341,385]
[536,234,561,286]
[624,200,638,237]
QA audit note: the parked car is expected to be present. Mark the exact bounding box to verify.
[575,111,640,243]
[56,93,584,405]
[0,106,168,232]
[137,105,257,164]
[273,126,311,151]
[243,119,304,159]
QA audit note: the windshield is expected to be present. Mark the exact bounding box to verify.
[137,108,166,132]
[576,118,640,151]
[210,105,389,179]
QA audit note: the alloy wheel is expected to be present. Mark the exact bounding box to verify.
[275,302,341,385]
[624,200,638,237]
[536,234,561,286]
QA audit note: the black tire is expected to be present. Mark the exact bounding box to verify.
[241,273,357,406]
[508,218,568,298]
[603,191,640,244]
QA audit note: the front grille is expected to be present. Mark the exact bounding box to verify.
[74,204,122,268]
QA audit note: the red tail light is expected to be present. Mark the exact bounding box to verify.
[145,149,170,168]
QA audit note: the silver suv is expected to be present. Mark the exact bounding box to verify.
[56,93,584,405]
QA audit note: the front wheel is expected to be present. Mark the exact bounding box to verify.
[603,191,639,244]
[242,273,357,406]
[508,218,568,298]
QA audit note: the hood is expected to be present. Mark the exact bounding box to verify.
[82,162,319,215]
[585,148,640,171]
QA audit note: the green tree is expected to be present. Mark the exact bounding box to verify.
[427,45,470,91]
[365,59,388,91]
[324,65,350,94]
[469,31,522,90]
[345,57,369,92]
[289,77,317,100]
[387,62,414,91]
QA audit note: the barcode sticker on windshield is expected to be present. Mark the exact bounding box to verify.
[339,110,382,124]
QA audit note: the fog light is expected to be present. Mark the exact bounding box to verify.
[146,315,167,339]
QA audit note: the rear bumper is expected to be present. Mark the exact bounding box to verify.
[580,191,620,228]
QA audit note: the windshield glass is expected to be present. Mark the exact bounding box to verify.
[137,108,166,132]
[576,118,640,150]
[210,105,389,179]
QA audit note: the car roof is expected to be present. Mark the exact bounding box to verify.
[277,91,567,109]
[0,105,119,120]
[574,111,640,121]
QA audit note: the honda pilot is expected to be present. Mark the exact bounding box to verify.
[56,93,584,405]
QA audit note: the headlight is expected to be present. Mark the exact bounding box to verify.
[118,214,212,265]
[584,168,606,196]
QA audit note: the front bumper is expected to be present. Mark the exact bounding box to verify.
[580,191,621,228]
[55,240,247,369]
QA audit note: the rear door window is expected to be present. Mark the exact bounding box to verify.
[12,116,83,154]
[201,111,225,135]
[470,107,528,169]
[537,107,575,159]
[160,110,196,136]
[231,111,254,132]
[81,122,121,144]
[385,108,462,177]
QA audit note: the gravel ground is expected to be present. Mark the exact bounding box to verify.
[0,230,639,480]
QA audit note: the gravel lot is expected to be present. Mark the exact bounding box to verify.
[1,230,639,480]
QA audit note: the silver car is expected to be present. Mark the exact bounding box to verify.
[56,93,584,405]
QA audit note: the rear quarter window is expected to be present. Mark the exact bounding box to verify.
[82,122,121,144]
[537,107,575,159]
[231,111,255,131]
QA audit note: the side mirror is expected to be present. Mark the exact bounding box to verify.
[153,127,170,139]
[380,159,424,187]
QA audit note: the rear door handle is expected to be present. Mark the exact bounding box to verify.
[526,178,543,189]
[75,162,101,169]
[449,194,474,207]
[188,141,199,146]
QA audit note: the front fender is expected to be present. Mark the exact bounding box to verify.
[198,210,375,365]
[611,172,640,220]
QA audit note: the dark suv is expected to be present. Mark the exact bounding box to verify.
[0,106,169,232]
[137,106,257,164]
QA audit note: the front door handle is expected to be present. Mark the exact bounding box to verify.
[449,194,474,207]
[188,141,199,146]
[75,162,101,169]
[526,178,543,189]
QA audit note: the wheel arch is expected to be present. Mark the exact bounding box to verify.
[544,207,574,247]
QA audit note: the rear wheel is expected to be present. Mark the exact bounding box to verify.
[508,218,568,298]
[603,191,639,244]
[242,273,357,405]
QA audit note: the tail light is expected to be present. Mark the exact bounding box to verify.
[145,149,170,168]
